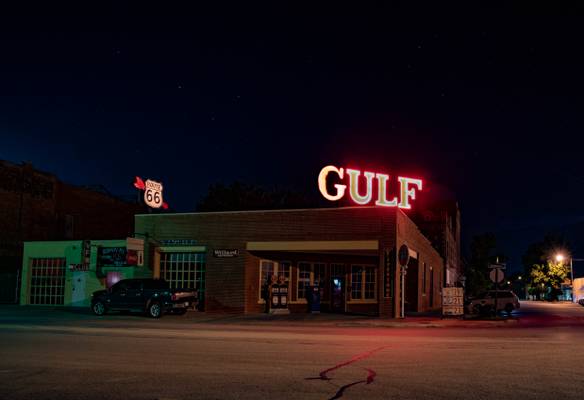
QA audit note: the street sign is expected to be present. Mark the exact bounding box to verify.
[488,263,506,270]
[490,269,504,283]
[398,244,410,267]
[144,179,164,209]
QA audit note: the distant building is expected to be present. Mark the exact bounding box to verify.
[411,188,462,287]
[0,160,144,303]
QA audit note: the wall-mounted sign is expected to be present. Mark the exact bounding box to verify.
[318,165,422,209]
[134,176,169,209]
[213,249,239,258]
[81,240,91,270]
[69,264,89,272]
[160,239,197,246]
[126,238,144,266]
[98,247,128,267]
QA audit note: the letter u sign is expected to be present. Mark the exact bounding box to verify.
[318,165,422,209]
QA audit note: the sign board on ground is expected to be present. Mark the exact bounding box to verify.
[442,287,464,316]
[489,268,504,283]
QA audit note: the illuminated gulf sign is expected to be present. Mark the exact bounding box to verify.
[318,165,422,209]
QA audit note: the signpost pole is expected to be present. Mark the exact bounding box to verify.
[401,267,405,318]
[494,271,499,317]
[398,244,410,319]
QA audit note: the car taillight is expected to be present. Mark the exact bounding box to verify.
[171,294,177,301]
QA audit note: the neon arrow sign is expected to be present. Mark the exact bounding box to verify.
[318,165,422,209]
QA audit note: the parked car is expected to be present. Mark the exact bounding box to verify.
[91,278,197,318]
[465,290,520,315]
[578,298,584,307]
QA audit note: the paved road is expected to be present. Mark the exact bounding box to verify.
[1,301,584,400]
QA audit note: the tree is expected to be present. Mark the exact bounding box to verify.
[529,260,569,301]
[523,234,571,300]
[465,233,502,297]
[522,234,570,280]
[196,181,325,212]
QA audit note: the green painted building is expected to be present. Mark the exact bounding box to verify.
[20,238,150,307]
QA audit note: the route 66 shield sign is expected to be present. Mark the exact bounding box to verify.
[144,179,164,209]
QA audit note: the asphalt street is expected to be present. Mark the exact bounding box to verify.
[1,301,584,400]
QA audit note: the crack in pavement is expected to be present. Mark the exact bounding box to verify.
[328,368,376,400]
[305,346,387,399]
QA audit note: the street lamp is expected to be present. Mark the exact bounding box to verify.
[554,253,584,302]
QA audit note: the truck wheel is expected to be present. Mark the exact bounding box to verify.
[505,304,514,315]
[147,302,162,318]
[92,301,107,316]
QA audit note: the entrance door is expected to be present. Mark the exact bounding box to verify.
[71,271,86,306]
[331,277,345,312]
[330,264,346,313]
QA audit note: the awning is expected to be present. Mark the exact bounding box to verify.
[246,240,378,252]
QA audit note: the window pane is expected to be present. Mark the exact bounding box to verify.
[298,262,311,300]
[364,267,376,299]
[259,260,275,301]
[313,263,325,287]
[277,262,290,283]
[351,265,363,300]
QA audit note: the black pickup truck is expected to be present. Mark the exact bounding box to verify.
[91,278,197,318]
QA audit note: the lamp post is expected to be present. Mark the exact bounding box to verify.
[555,254,584,302]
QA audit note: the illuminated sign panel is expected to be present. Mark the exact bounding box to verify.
[318,165,422,209]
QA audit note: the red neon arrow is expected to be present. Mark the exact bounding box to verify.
[133,176,145,190]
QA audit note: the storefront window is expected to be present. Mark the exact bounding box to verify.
[258,260,291,302]
[297,262,311,300]
[364,267,376,299]
[314,263,325,286]
[277,262,291,283]
[160,252,206,298]
[351,266,363,300]
[351,265,377,301]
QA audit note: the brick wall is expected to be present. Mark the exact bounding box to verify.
[135,207,445,316]
[136,207,415,315]
[397,210,445,313]
[0,160,143,303]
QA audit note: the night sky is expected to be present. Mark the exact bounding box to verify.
[1,5,583,272]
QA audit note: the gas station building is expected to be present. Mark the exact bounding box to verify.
[136,206,444,317]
